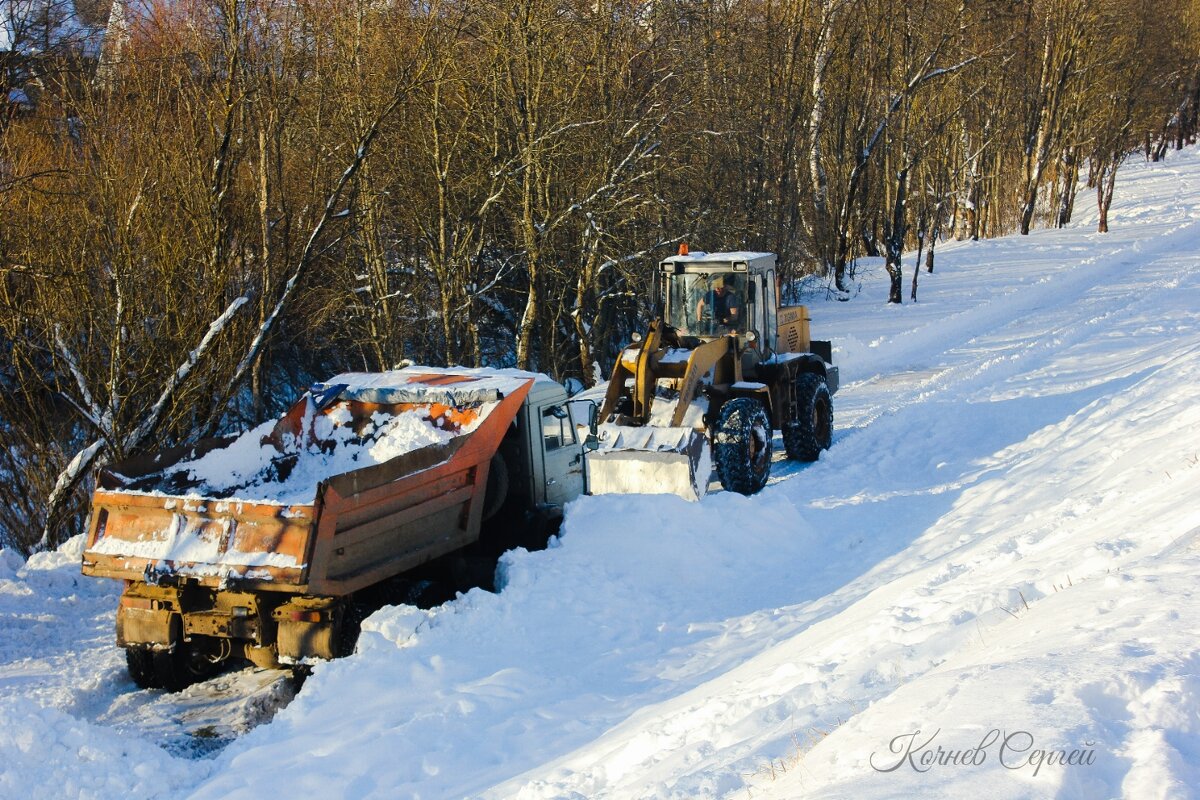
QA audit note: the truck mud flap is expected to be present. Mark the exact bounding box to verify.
[273,597,340,663]
[117,592,180,652]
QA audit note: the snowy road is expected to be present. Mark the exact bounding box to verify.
[3,150,1200,799]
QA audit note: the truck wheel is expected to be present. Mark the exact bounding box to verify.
[713,397,773,495]
[783,374,832,462]
[481,451,509,521]
[336,600,367,658]
[151,643,212,693]
[126,647,159,690]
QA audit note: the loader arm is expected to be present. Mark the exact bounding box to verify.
[599,319,665,424]
[601,320,740,430]
[669,336,737,427]
[589,321,736,502]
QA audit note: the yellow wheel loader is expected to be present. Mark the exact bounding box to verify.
[588,248,838,500]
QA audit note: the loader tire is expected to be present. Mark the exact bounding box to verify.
[783,374,833,462]
[126,647,159,690]
[713,397,772,496]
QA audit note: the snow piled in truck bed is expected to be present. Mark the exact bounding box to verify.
[4,148,1200,799]
[132,402,495,506]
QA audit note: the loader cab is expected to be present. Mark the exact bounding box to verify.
[659,251,778,358]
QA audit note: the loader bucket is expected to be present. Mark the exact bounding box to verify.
[586,426,711,502]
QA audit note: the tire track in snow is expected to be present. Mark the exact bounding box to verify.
[795,210,1200,471]
[840,201,1200,386]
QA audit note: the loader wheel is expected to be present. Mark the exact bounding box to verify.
[126,647,159,690]
[713,397,773,496]
[783,374,833,462]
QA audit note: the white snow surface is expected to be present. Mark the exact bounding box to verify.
[4,149,1200,798]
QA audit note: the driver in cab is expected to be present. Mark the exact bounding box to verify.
[696,274,741,334]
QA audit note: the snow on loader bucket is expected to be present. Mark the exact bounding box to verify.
[588,319,735,502]
[587,425,711,502]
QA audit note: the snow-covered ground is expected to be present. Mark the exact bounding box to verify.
[3,148,1200,799]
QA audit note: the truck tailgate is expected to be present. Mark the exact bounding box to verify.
[82,493,315,590]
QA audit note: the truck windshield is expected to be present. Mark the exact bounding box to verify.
[665,272,744,337]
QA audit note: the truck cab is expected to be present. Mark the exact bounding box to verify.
[499,378,588,515]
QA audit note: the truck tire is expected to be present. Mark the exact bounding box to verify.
[713,397,773,495]
[126,647,158,690]
[336,600,367,658]
[151,643,212,692]
[481,451,509,521]
[783,373,832,462]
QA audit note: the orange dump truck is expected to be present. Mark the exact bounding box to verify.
[82,368,592,690]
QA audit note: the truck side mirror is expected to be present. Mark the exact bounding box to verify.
[585,401,600,451]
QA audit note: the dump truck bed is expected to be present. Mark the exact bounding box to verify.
[82,371,533,596]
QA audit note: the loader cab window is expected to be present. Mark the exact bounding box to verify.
[764,270,777,354]
[665,272,746,337]
[541,405,574,451]
[665,272,703,335]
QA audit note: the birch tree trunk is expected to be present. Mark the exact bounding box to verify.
[807,0,839,286]
[885,165,909,304]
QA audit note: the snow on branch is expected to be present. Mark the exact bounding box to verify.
[127,295,249,448]
[35,439,103,551]
[53,326,103,430]
[37,294,250,550]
